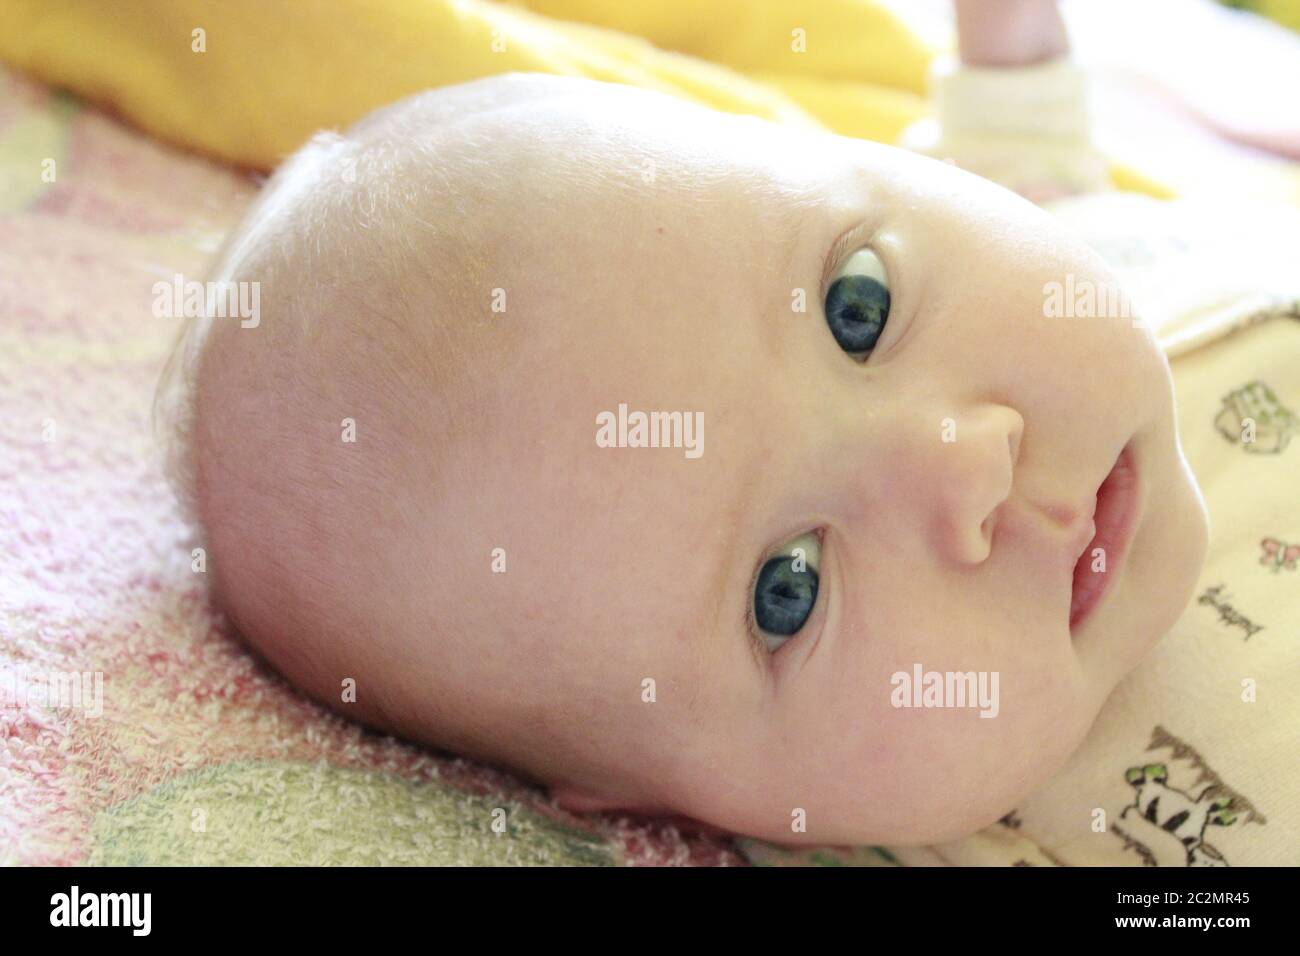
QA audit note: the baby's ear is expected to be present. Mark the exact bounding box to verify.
[549,785,629,815]
[550,786,732,838]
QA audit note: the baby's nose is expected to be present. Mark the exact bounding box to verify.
[920,403,1024,566]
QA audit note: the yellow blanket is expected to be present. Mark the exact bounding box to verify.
[0,0,936,170]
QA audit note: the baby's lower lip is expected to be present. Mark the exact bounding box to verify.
[1069,443,1141,633]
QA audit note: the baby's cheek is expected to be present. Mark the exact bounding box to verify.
[892,663,1088,821]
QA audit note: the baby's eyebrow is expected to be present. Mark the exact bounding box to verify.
[755,180,822,284]
[700,425,773,676]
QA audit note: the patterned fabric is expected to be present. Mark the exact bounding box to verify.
[0,67,741,867]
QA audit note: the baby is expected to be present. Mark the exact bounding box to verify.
[157,68,1209,847]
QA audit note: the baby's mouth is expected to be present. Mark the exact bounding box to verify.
[1069,443,1141,633]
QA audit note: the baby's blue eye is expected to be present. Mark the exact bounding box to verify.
[753,534,820,651]
[825,247,890,357]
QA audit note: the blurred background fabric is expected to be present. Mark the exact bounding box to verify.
[0,0,1296,201]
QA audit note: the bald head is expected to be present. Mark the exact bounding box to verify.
[158,73,1202,846]
[171,73,807,790]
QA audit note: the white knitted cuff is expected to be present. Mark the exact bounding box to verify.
[932,54,1092,140]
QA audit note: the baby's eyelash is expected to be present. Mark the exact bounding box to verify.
[744,595,769,666]
[820,222,876,302]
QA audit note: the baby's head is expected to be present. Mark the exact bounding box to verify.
[161,73,1207,846]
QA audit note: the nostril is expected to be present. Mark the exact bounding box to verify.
[1041,500,1084,530]
[934,404,1021,566]
[1007,411,1025,468]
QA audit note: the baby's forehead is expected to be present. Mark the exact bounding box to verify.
[330,79,1075,407]
[365,77,841,219]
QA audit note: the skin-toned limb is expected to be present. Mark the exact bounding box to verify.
[954,0,1069,67]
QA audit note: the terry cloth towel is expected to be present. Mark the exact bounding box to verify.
[0,66,741,867]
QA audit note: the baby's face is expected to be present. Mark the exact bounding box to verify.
[355,81,1207,845]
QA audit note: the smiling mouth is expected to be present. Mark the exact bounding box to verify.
[1069,443,1141,632]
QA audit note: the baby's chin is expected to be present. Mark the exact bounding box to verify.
[803,768,1065,847]
[712,788,1031,849]
[647,739,1083,849]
